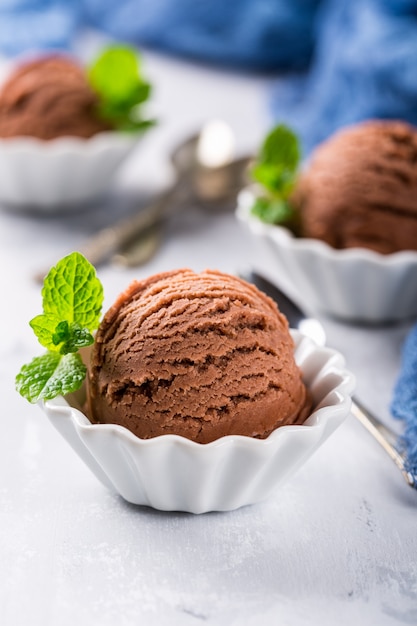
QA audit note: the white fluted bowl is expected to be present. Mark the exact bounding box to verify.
[0,131,141,210]
[237,188,417,323]
[42,331,354,514]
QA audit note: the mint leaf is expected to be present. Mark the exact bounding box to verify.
[30,252,103,353]
[52,321,94,354]
[29,313,61,351]
[258,124,300,177]
[41,251,103,330]
[52,320,73,346]
[251,196,294,225]
[251,124,301,226]
[251,163,297,198]
[16,251,104,403]
[16,352,87,403]
[88,45,154,132]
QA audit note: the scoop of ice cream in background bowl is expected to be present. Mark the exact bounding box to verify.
[0,47,154,210]
[236,120,417,323]
[16,255,354,513]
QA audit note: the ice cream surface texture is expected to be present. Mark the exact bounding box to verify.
[296,120,417,254]
[86,269,309,444]
[0,56,112,140]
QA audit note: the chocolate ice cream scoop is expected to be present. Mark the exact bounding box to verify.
[0,56,112,140]
[86,269,309,444]
[295,120,417,254]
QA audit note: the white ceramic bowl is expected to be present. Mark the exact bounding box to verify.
[237,187,417,323]
[0,131,141,210]
[42,331,354,514]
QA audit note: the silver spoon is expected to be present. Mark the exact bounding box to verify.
[243,270,416,489]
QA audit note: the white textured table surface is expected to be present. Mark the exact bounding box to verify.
[1,49,416,626]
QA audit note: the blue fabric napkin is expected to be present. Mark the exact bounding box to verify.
[0,0,319,69]
[82,0,320,70]
[0,1,80,56]
[391,323,417,476]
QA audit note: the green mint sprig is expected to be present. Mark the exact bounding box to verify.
[16,252,103,404]
[88,44,155,132]
[250,124,301,225]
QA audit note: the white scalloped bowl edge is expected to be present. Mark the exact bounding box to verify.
[0,132,141,209]
[236,188,417,322]
[42,331,355,514]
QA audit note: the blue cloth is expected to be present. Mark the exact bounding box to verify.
[270,0,417,154]
[1,0,417,153]
[391,324,417,477]
[0,0,320,70]
[82,0,320,70]
[0,1,80,56]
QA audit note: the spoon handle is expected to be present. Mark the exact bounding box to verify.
[112,224,162,268]
[32,179,190,283]
[78,179,190,268]
[350,397,415,487]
